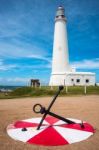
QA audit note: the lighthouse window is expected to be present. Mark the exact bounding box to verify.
[61,15,64,18]
[76,79,80,83]
[86,79,89,83]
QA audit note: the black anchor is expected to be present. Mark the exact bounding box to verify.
[33,86,80,130]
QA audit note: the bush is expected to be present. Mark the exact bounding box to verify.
[1,86,99,99]
[10,87,33,96]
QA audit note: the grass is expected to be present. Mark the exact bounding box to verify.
[0,86,99,99]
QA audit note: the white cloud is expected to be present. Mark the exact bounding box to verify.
[0,59,3,65]
[0,59,17,71]
[0,56,51,71]
[71,58,99,69]
[0,65,16,71]
[0,77,30,85]
[27,54,51,63]
[0,9,50,59]
[7,77,30,83]
[0,40,47,58]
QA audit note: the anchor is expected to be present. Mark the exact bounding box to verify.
[33,86,84,130]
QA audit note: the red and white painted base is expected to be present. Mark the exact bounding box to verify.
[7,116,94,146]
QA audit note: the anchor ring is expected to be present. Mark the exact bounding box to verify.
[33,104,43,113]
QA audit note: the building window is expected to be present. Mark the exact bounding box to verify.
[86,79,89,83]
[71,79,74,81]
[76,79,80,83]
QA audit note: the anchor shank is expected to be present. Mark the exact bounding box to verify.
[37,113,47,130]
[48,111,75,124]
[47,86,63,112]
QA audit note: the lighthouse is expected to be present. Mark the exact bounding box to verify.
[49,6,71,86]
[49,6,95,86]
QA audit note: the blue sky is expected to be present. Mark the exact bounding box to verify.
[0,0,99,85]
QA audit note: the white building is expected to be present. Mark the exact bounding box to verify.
[49,6,95,86]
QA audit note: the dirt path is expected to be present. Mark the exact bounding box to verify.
[0,95,99,150]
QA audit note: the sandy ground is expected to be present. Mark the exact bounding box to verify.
[0,95,99,150]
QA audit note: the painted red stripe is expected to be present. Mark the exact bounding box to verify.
[45,116,59,125]
[14,121,46,128]
[59,123,94,133]
[27,126,69,146]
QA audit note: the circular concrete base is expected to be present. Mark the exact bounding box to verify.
[7,116,94,146]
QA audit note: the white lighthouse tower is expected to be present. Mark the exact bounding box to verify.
[49,6,71,86]
[49,6,95,86]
